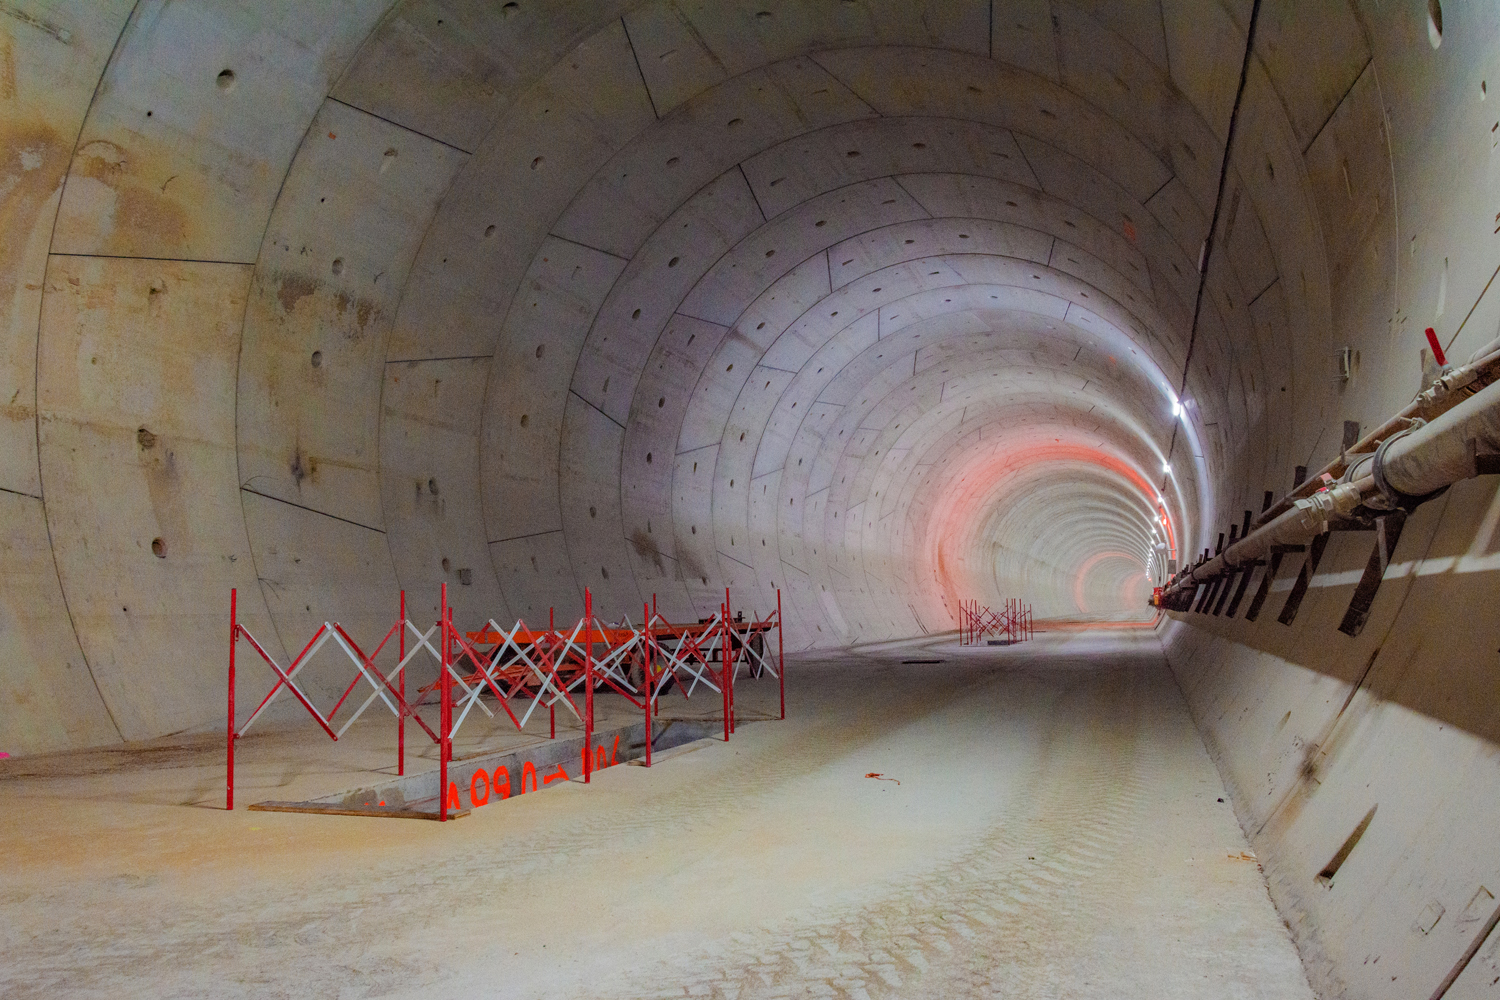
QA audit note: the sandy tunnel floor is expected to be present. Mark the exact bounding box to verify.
[0,629,1313,999]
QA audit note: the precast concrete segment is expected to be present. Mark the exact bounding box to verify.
[0,634,1312,1000]
[50,0,395,262]
[36,256,272,741]
[0,2,141,754]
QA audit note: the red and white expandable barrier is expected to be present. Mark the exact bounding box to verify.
[227,586,784,820]
[958,598,1034,645]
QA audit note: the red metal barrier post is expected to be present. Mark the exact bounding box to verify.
[440,583,451,823]
[643,602,652,767]
[398,590,406,776]
[720,600,730,742]
[777,588,785,721]
[584,588,593,784]
[724,589,735,735]
[227,588,236,810]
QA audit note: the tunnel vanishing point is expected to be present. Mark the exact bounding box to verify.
[3,2,1500,998]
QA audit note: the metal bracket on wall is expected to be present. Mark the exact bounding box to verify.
[1194,577,1221,613]
[1278,533,1332,625]
[1245,545,1304,622]
[1224,559,1265,618]
[1180,584,1203,613]
[1337,511,1408,637]
[1211,570,1238,615]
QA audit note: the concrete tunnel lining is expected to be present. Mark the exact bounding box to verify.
[5,2,1500,997]
[0,0,1362,748]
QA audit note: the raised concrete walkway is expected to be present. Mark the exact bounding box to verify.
[0,629,1313,999]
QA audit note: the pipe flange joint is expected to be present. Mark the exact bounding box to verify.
[1371,419,1448,511]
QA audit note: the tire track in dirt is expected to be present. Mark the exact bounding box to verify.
[0,661,1012,1000]
[595,663,1154,1000]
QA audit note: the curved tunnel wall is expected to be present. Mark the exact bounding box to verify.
[5,2,1500,996]
[8,0,1283,748]
[0,0,1435,744]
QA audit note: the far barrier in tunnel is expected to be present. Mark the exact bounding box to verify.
[958,598,1033,645]
[226,586,783,820]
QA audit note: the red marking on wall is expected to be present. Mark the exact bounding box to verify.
[542,764,569,786]
[446,782,461,811]
[521,761,538,793]
[922,436,1167,617]
[494,766,511,799]
[470,770,490,806]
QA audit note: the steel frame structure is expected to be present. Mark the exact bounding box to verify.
[228,586,784,820]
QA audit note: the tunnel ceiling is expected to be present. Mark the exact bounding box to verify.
[7,0,1437,748]
[364,10,1250,640]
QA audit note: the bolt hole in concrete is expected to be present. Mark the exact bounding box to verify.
[215,68,234,90]
[331,258,343,276]
[150,538,166,558]
[1428,0,1442,47]
[310,350,322,368]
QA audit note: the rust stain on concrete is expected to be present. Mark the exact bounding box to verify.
[0,121,67,310]
[0,30,16,100]
[276,273,319,314]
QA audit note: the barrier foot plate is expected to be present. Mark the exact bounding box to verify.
[247,799,470,821]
